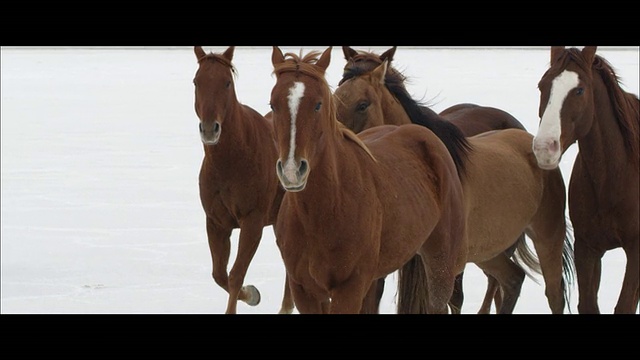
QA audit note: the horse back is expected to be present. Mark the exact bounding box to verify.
[440,103,527,136]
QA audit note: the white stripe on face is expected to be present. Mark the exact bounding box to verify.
[283,81,305,182]
[537,70,579,142]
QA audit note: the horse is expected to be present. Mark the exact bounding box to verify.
[337,46,536,314]
[532,46,639,314]
[192,46,294,314]
[269,46,468,314]
[334,47,575,314]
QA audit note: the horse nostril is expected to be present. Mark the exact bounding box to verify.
[550,140,560,152]
[276,159,283,176]
[199,122,203,133]
[214,122,220,133]
[299,159,308,175]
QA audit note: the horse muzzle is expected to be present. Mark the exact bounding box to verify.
[532,136,561,170]
[276,158,309,192]
[200,121,221,145]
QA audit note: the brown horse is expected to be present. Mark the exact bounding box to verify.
[533,46,639,314]
[334,48,575,314]
[337,46,536,314]
[193,46,294,314]
[269,46,468,314]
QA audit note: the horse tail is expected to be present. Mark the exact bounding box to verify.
[396,255,430,314]
[560,219,576,313]
[512,234,542,282]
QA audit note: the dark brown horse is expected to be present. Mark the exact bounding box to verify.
[334,48,575,314]
[193,46,293,314]
[270,46,468,313]
[335,46,542,314]
[533,46,639,314]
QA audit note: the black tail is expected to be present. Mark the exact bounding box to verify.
[396,255,430,314]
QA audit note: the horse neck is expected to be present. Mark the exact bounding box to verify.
[296,130,368,210]
[382,89,412,125]
[576,76,635,182]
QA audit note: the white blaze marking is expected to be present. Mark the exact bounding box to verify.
[537,70,579,142]
[283,81,305,181]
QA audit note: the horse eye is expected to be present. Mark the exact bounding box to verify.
[226,81,231,89]
[315,102,322,112]
[356,102,369,112]
[576,87,584,95]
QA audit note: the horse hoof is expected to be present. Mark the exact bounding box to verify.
[242,285,261,306]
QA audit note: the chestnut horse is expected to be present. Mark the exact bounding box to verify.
[337,46,535,314]
[334,48,575,314]
[193,46,293,314]
[533,46,639,314]
[269,46,468,314]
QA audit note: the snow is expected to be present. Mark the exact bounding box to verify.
[1,46,638,314]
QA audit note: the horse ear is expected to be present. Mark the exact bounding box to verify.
[194,46,206,61]
[342,46,358,61]
[550,46,565,64]
[380,46,397,63]
[582,46,598,64]
[222,46,235,62]
[316,47,333,72]
[372,59,388,85]
[272,46,285,67]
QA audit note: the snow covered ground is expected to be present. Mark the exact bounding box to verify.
[2,46,638,314]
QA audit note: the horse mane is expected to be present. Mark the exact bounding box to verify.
[273,50,377,162]
[197,51,238,77]
[594,55,640,164]
[341,53,472,177]
[551,48,640,165]
[339,51,406,86]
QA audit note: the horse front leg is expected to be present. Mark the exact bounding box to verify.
[360,277,386,314]
[205,218,234,312]
[288,278,327,314]
[574,238,604,314]
[225,219,264,314]
[278,273,295,314]
[615,242,639,314]
[329,276,372,314]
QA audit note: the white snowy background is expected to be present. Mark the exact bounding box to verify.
[1,46,638,314]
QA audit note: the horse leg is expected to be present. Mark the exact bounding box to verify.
[573,238,603,314]
[420,253,456,314]
[476,254,525,314]
[478,273,499,314]
[360,277,385,314]
[615,241,639,314]
[528,215,572,314]
[278,273,295,314]
[225,219,265,314]
[574,240,604,314]
[329,276,372,314]
[486,236,523,313]
[205,218,235,312]
[288,279,326,314]
[449,272,464,314]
